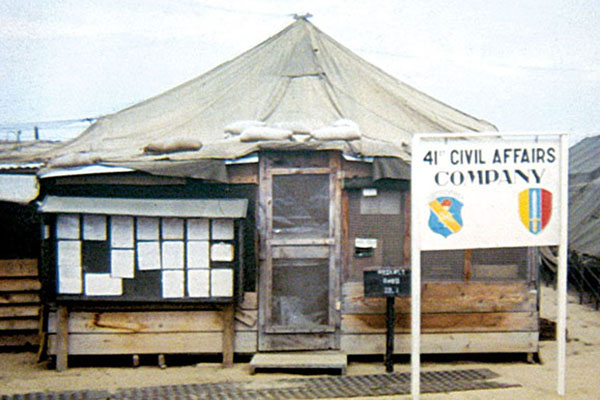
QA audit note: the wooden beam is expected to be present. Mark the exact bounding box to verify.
[342,312,538,334]
[0,279,41,292]
[342,281,536,314]
[222,304,235,368]
[341,332,538,354]
[0,319,39,331]
[0,293,41,304]
[0,305,40,318]
[47,331,258,355]
[464,249,472,281]
[47,310,258,333]
[55,305,69,371]
[0,259,38,277]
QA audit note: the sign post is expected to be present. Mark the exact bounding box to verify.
[364,268,410,372]
[411,132,568,399]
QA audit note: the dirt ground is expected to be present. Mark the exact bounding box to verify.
[1,285,599,399]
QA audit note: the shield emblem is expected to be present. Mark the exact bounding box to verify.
[428,196,463,238]
[519,188,552,234]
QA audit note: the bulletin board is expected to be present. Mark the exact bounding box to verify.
[40,196,247,303]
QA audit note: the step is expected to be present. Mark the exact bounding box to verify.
[249,351,347,375]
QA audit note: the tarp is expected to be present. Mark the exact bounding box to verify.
[14,18,496,181]
[569,135,600,257]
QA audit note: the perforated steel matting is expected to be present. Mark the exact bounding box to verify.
[1,368,519,400]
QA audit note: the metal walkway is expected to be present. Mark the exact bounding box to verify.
[1,368,519,400]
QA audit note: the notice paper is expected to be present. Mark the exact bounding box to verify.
[210,269,233,297]
[162,270,184,298]
[187,218,209,240]
[111,216,134,248]
[56,214,80,240]
[111,249,135,278]
[85,273,122,296]
[186,240,209,269]
[137,241,161,270]
[83,214,107,241]
[57,240,82,294]
[187,269,210,297]
[162,218,184,240]
[211,242,234,262]
[136,217,159,240]
[211,219,234,240]
[162,241,184,269]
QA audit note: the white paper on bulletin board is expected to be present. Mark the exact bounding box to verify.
[162,218,184,239]
[212,219,234,240]
[85,273,122,296]
[162,241,184,269]
[137,241,161,270]
[187,269,210,297]
[136,217,159,240]
[211,243,234,262]
[187,218,209,240]
[83,215,106,241]
[111,216,134,248]
[111,249,135,278]
[57,240,82,294]
[162,270,184,298]
[56,214,80,239]
[187,241,209,269]
[211,269,233,297]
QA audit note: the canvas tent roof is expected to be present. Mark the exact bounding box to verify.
[568,135,600,257]
[20,18,496,180]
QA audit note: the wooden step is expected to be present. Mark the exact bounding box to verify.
[250,351,347,375]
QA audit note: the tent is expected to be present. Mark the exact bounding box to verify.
[24,17,495,180]
[569,135,600,258]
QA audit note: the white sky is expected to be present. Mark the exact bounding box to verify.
[1,0,599,145]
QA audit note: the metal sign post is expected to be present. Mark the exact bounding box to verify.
[411,132,568,399]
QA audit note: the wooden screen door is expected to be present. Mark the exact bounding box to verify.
[258,152,341,351]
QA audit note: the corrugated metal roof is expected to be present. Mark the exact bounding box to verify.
[39,196,248,218]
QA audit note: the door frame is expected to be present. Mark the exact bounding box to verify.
[257,151,342,351]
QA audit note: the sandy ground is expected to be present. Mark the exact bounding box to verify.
[1,285,599,399]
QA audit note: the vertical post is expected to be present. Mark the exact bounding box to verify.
[464,249,472,281]
[410,136,422,399]
[34,126,39,140]
[385,297,395,372]
[557,133,569,396]
[55,305,69,371]
[222,303,235,368]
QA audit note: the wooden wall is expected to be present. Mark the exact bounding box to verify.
[0,259,41,347]
[47,293,258,356]
[339,281,538,354]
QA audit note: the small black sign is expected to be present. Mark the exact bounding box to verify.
[364,268,410,298]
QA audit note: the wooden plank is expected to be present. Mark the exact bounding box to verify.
[250,352,347,375]
[0,293,41,304]
[259,333,337,352]
[341,332,538,354]
[272,245,329,259]
[341,160,372,179]
[0,333,40,347]
[239,292,257,310]
[341,312,538,334]
[0,259,38,277]
[0,278,41,292]
[0,318,39,331]
[228,164,258,184]
[48,310,258,333]
[55,305,69,371]
[48,331,258,355]
[222,304,235,367]
[342,281,536,314]
[55,174,186,186]
[0,305,40,318]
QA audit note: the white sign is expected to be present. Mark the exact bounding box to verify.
[413,136,561,250]
[410,132,569,399]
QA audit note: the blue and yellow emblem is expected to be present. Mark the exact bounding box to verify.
[428,196,463,238]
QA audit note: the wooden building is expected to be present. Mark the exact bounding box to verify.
[7,18,539,367]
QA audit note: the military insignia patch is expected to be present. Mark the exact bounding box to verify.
[519,188,552,234]
[428,196,463,238]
